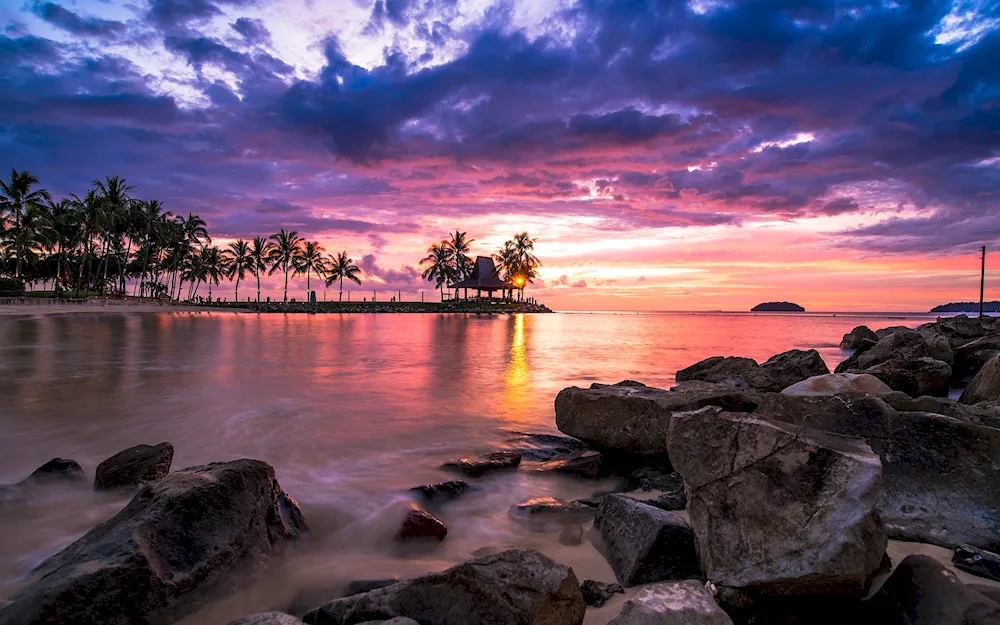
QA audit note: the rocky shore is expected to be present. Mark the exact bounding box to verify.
[3,314,1000,624]
[239,301,553,314]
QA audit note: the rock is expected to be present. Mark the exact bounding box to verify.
[863,356,952,397]
[229,613,304,625]
[555,380,757,457]
[834,330,932,373]
[580,580,624,607]
[953,544,1000,582]
[0,459,306,625]
[917,328,956,366]
[440,450,522,477]
[643,491,687,512]
[344,579,399,597]
[509,497,596,532]
[302,548,586,625]
[970,584,1000,604]
[780,373,891,396]
[953,336,1000,383]
[754,393,1000,551]
[667,406,886,596]
[840,325,878,350]
[592,494,700,587]
[874,325,913,339]
[504,432,591,461]
[675,356,768,392]
[759,349,831,391]
[881,392,1000,428]
[622,468,684,493]
[878,555,1000,624]
[532,450,605,479]
[355,619,419,625]
[961,353,1000,404]
[607,580,734,625]
[396,503,447,541]
[93,442,174,490]
[559,524,585,546]
[408,480,479,503]
[23,458,86,483]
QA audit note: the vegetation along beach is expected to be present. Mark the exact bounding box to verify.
[3,0,1000,624]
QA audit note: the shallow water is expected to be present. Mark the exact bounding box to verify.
[0,310,933,619]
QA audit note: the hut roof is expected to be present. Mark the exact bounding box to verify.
[450,256,515,290]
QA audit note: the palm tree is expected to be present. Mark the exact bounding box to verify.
[495,232,540,300]
[134,200,167,297]
[446,230,475,280]
[249,236,272,302]
[267,228,303,303]
[0,169,51,278]
[174,213,210,300]
[325,251,362,302]
[46,199,80,294]
[420,242,455,301]
[8,203,54,286]
[200,246,227,302]
[224,239,253,303]
[296,240,326,301]
[92,176,134,292]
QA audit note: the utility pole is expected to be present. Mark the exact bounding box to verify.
[980,246,987,319]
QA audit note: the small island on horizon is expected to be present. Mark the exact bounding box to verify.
[751,301,806,312]
[930,301,1000,313]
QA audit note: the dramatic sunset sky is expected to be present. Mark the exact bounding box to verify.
[2,0,998,310]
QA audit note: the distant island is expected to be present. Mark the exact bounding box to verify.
[751,302,805,312]
[930,301,1000,313]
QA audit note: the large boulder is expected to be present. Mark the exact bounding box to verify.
[881,392,1000,429]
[961,353,1000,404]
[667,407,886,596]
[555,381,757,457]
[396,503,447,541]
[953,544,1000,582]
[302,548,586,625]
[509,497,596,532]
[917,328,956,365]
[862,356,952,397]
[780,373,891,396]
[592,494,700,587]
[840,325,878,350]
[229,613,305,625]
[759,349,830,391]
[834,330,933,373]
[954,336,1000,383]
[755,393,1000,551]
[0,459,306,625]
[878,555,1000,624]
[606,580,734,625]
[93,442,174,491]
[675,351,829,394]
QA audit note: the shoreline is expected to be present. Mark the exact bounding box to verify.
[0,301,241,317]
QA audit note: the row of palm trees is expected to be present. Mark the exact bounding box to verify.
[419,230,540,299]
[0,169,363,302]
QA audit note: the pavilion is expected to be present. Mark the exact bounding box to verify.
[450,256,518,301]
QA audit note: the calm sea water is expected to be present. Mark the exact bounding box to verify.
[0,310,932,620]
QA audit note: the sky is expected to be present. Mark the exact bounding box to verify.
[1,0,998,311]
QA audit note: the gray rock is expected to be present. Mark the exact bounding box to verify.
[344,579,399,597]
[961,353,1000,404]
[953,544,1000,582]
[440,450,522,477]
[504,432,591,461]
[759,349,831,391]
[408,480,479,503]
[917,328,956,366]
[606,581,734,625]
[0,459,306,625]
[862,356,952,397]
[592,494,700,587]
[675,350,828,393]
[780,373,891,396]
[555,380,757,456]
[229,613,304,625]
[580,580,624,607]
[840,325,878,350]
[835,330,934,373]
[643,491,687,512]
[93,442,174,491]
[302,548,585,625]
[396,504,447,541]
[755,393,1000,551]
[532,450,605,479]
[881,392,1000,428]
[355,619,419,625]
[667,407,886,596]
[559,524,585,546]
[23,458,86,483]
[509,497,596,532]
[953,336,1000,383]
[874,325,914,339]
[622,468,684,493]
[878,555,1000,625]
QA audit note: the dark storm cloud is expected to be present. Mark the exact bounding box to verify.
[2,0,999,254]
[30,2,126,38]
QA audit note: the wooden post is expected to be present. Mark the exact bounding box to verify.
[980,245,987,319]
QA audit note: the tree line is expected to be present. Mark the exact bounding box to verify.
[419,230,540,299]
[0,169,362,302]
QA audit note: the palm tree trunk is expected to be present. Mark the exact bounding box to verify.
[235,275,240,303]
[283,262,289,302]
[340,276,344,302]
[256,270,261,302]
[306,268,311,301]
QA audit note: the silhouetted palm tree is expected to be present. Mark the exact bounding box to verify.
[446,230,475,279]
[495,232,540,300]
[224,239,253,303]
[0,169,51,278]
[201,246,227,302]
[249,236,272,302]
[325,251,362,302]
[267,229,303,303]
[420,242,455,300]
[296,240,326,301]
